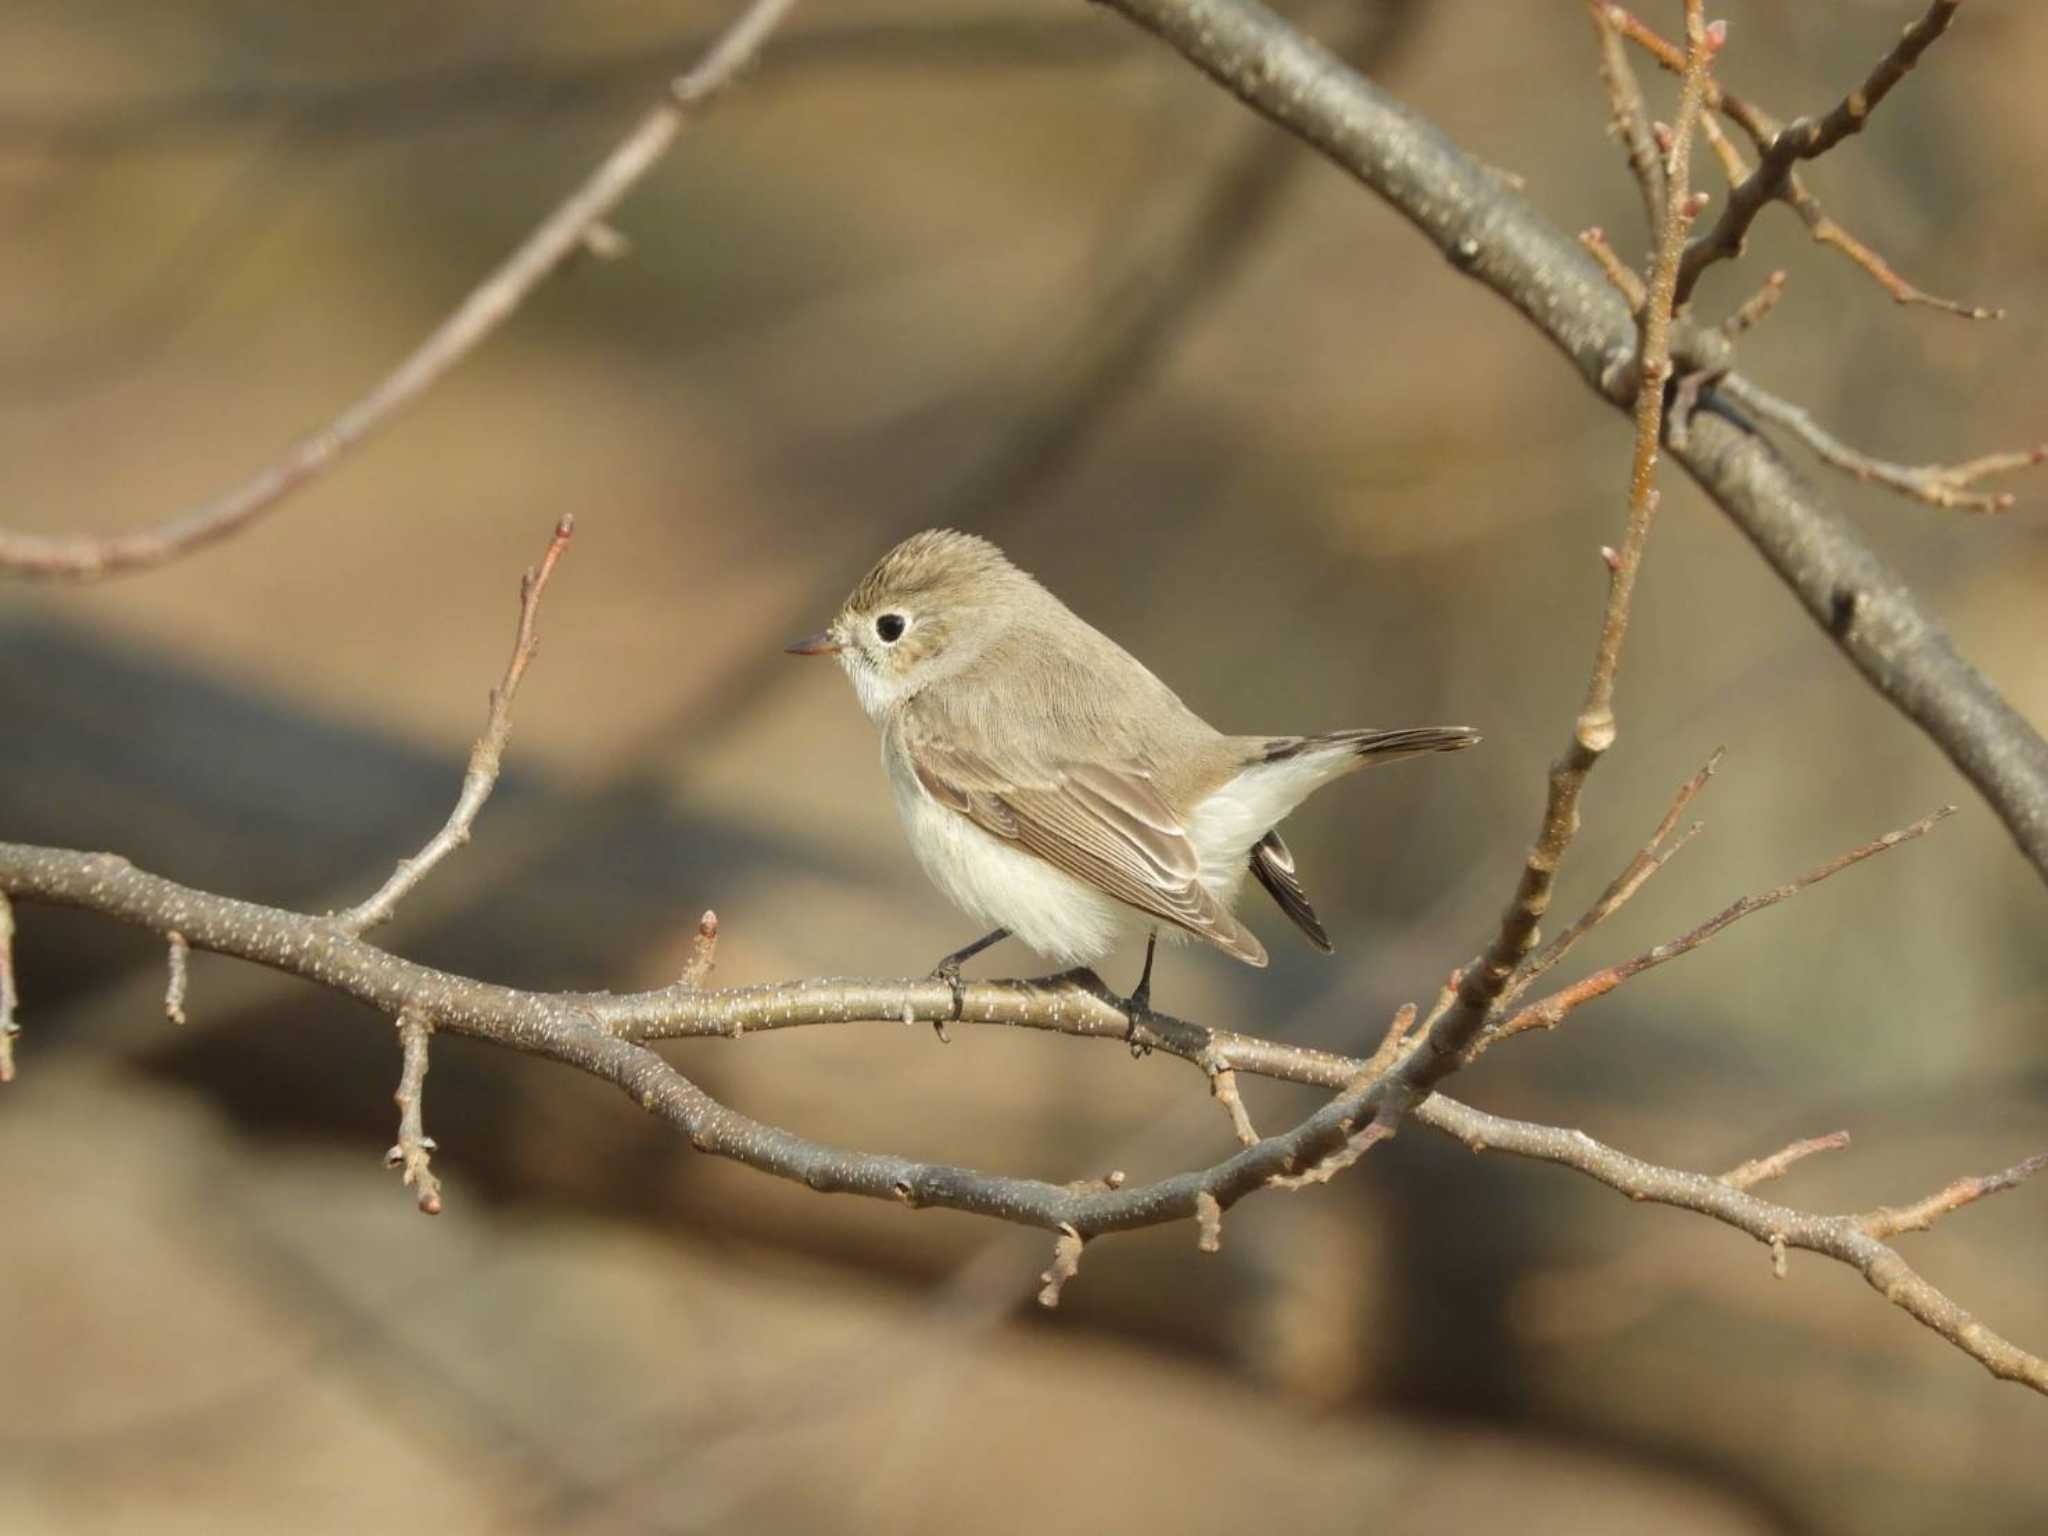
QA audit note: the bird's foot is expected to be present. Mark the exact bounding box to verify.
[926,928,1009,1037]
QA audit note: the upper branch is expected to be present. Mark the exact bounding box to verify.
[337,515,574,932]
[1097,0,2048,890]
[0,0,796,582]
[1675,0,1962,305]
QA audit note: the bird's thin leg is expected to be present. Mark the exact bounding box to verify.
[929,927,1009,1022]
[930,927,1010,981]
[1124,932,1159,1056]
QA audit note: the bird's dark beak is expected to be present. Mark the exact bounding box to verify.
[785,629,843,656]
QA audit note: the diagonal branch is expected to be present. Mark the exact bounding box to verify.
[337,515,574,932]
[1716,373,2047,515]
[1476,805,1952,1055]
[1,837,2040,1387]
[1093,0,2048,890]
[1394,1,1714,1093]
[1608,3,1998,319]
[0,0,796,582]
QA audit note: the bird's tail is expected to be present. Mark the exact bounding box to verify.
[1256,725,1480,768]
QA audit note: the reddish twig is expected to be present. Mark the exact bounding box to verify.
[1586,0,1666,230]
[1678,0,1961,304]
[1609,3,1997,319]
[1719,268,1787,338]
[681,910,721,987]
[338,516,574,932]
[1721,1129,1852,1191]
[1481,806,1953,1052]
[1399,5,1713,1091]
[1579,226,1647,313]
[1860,1154,2048,1241]
[0,0,797,581]
[1717,374,2046,514]
[1501,748,1721,1011]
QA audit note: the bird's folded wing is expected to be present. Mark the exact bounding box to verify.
[905,734,1268,966]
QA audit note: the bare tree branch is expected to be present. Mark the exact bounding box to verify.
[1606,2,2000,319]
[1586,0,1665,231]
[1720,1129,1852,1192]
[1095,0,2048,888]
[1675,0,1961,305]
[387,1010,443,1215]
[1475,805,1952,1057]
[338,515,575,932]
[0,838,2038,1386]
[1389,1,1714,1098]
[0,0,795,581]
[1716,373,2048,514]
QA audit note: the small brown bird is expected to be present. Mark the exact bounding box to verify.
[789,530,1477,1010]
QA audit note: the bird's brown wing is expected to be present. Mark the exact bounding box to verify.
[902,725,1268,967]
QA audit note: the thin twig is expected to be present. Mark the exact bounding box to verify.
[1037,1226,1084,1308]
[1787,190,2001,319]
[1208,1065,1260,1148]
[1420,1096,2048,1392]
[1721,1129,1852,1191]
[0,0,798,581]
[2,840,2042,1388]
[1399,5,1712,1090]
[1861,1154,2048,1241]
[1608,3,1997,318]
[338,516,575,931]
[0,893,17,1083]
[1718,268,1786,338]
[1579,226,1647,313]
[1678,1,1960,303]
[1502,748,1721,1009]
[387,1011,443,1215]
[1697,107,1748,183]
[1586,0,1665,230]
[1483,806,1953,1051]
[1717,374,2046,514]
[681,910,721,987]
[165,932,190,1025]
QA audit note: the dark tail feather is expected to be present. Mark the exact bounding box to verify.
[1249,830,1334,954]
[1260,725,1480,766]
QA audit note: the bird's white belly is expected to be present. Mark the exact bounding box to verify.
[888,754,1128,965]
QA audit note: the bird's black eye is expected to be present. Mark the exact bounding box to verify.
[875,613,907,643]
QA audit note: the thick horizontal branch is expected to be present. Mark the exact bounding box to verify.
[1096,0,2048,890]
[1,840,2041,1388]
[0,0,794,581]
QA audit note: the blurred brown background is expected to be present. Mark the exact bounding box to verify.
[3,2,2046,1532]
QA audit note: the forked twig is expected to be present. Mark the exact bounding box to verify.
[1479,806,1953,1053]
[1718,374,2046,515]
